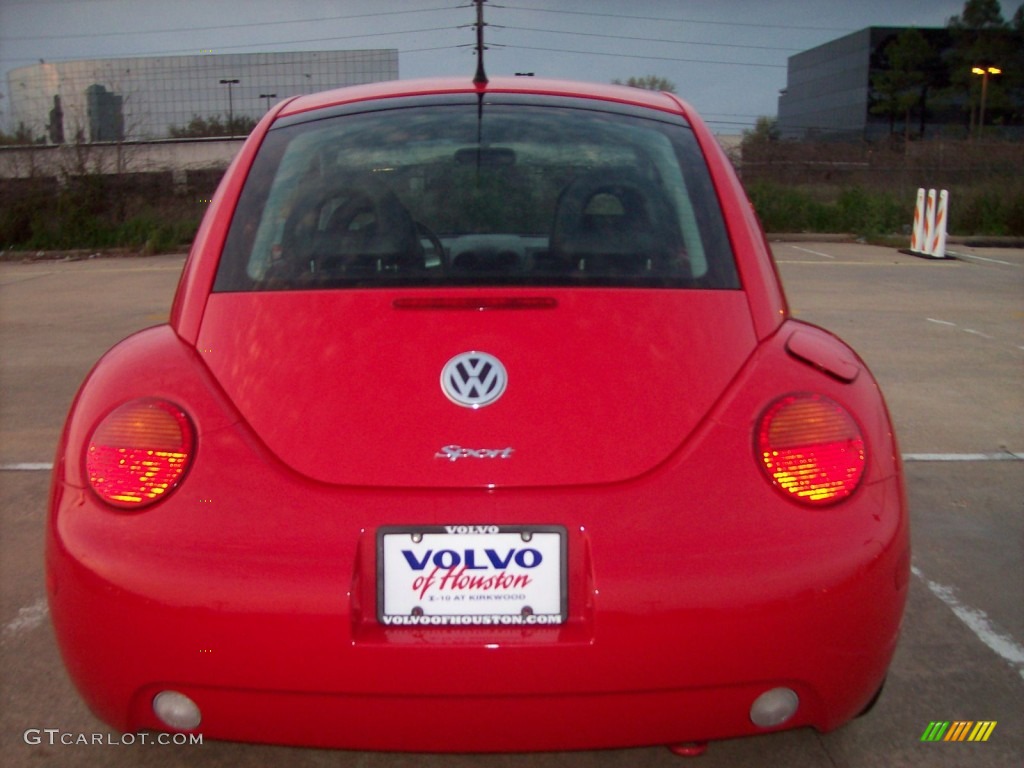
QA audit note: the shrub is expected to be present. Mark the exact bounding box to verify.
[0,175,203,253]
[745,182,909,236]
[950,187,1024,236]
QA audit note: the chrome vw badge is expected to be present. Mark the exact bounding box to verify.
[441,352,507,408]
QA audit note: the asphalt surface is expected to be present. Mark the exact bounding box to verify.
[1,243,1022,767]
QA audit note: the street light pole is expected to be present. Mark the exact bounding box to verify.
[260,93,277,112]
[219,78,239,136]
[971,66,1001,137]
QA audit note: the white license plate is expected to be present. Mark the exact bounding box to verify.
[377,526,566,626]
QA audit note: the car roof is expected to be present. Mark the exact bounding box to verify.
[276,76,696,122]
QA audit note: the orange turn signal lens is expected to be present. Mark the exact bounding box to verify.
[86,399,194,509]
[756,394,865,505]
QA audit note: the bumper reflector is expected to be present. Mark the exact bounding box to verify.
[152,690,201,730]
[750,687,799,728]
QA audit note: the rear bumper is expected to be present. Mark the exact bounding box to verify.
[124,681,829,753]
[47,462,907,752]
[46,321,909,752]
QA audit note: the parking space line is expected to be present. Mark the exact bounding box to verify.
[902,452,1024,461]
[912,566,1024,681]
[926,316,1018,350]
[790,246,836,259]
[952,251,1019,267]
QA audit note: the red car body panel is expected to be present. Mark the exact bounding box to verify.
[195,289,757,487]
[48,76,908,753]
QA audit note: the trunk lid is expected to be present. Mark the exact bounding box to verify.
[196,288,756,487]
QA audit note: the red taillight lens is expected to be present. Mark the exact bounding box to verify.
[86,399,194,509]
[756,394,865,505]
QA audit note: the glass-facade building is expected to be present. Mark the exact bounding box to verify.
[773,27,1011,141]
[7,50,398,142]
[777,28,910,141]
[776,25,1024,141]
[774,25,1024,141]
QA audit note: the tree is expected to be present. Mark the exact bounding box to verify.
[739,117,780,167]
[948,0,1006,28]
[946,0,1018,134]
[168,113,257,138]
[612,76,677,93]
[1004,3,1024,126]
[742,116,780,147]
[870,28,937,139]
[0,123,43,146]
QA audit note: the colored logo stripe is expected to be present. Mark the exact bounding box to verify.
[967,721,997,742]
[946,721,972,741]
[921,721,996,742]
[921,721,949,741]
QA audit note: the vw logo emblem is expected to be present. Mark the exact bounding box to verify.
[441,352,507,408]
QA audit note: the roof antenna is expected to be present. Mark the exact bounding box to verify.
[473,0,488,85]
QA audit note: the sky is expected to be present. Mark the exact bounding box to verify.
[0,0,1001,134]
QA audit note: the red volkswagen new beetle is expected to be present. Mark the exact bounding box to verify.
[47,76,908,754]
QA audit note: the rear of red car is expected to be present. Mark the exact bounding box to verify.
[47,78,908,753]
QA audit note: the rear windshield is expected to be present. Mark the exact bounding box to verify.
[213,99,739,291]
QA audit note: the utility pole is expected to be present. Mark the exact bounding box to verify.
[473,0,488,85]
[219,78,239,136]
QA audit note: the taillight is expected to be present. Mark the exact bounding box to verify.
[756,393,865,505]
[86,399,194,509]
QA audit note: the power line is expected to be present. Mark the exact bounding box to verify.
[1,3,815,75]
[494,3,855,34]
[499,25,802,53]
[504,44,787,69]
[704,112,769,120]
[0,5,457,42]
[0,26,460,67]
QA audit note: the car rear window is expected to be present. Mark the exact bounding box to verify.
[213,98,739,291]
